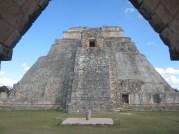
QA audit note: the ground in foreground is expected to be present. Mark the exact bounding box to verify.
[0,111,179,134]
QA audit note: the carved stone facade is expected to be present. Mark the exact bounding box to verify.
[1,26,179,112]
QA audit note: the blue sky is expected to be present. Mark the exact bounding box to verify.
[0,0,179,89]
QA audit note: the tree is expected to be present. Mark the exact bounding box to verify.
[0,86,10,96]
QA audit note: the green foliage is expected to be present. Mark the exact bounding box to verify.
[0,111,179,134]
[0,86,10,94]
[0,86,13,96]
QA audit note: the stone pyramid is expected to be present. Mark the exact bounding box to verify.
[5,26,179,112]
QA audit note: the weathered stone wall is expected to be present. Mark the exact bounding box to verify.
[63,26,123,40]
[110,36,179,110]
[68,47,112,112]
[0,92,8,104]
[81,29,104,48]
[0,0,49,61]
[130,0,179,60]
[12,39,80,110]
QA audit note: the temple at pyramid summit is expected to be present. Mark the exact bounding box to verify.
[0,26,179,112]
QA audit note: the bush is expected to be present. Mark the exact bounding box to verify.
[0,86,11,95]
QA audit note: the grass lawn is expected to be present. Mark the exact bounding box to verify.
[0,111,179,134]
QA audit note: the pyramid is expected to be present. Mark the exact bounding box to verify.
[5,26,179,112]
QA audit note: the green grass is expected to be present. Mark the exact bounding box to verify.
[0,111,179,134]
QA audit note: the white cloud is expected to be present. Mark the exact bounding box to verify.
[0,71,5,76]
[155,67,179,90]
[0,63,30,87]
[124,7,135,15]
[0,71,18,87]
[21,63,30,71]
[156,68,179,75]
[165,68,179,75]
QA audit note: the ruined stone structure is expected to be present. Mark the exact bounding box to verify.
[0,26,179,112]
[130,0,179,60]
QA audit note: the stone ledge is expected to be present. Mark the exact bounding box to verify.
[62,118,114,125]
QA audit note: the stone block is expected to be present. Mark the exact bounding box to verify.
[14,0,27,6]
[160,13,179,59]
[160,27,179,60]
[0,92,8,100]
[62,118,114,125]
[36,0,49,8]
[169,48,179,60]
[139,0,160,19]
[5,30,20,48]
[129,0,143,8]
[0,19,14,43]
[150,3,172,32]
[0,44,12,61]
[170,14,179,35]
[0,1,12,12]
[64,32,82,39]
[163,0,179,16]
[17,16,30,34]
[0,1,22,28]
[85,110,91,120]
[160,27,171,46]
[21,0,39,16]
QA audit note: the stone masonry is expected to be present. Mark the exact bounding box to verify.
[0,0,49,61]
[130,0,179,60]
[0,26,179,112]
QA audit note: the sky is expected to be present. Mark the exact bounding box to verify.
[0,0,179,90]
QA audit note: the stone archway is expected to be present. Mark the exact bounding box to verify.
[0,0,179,62]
